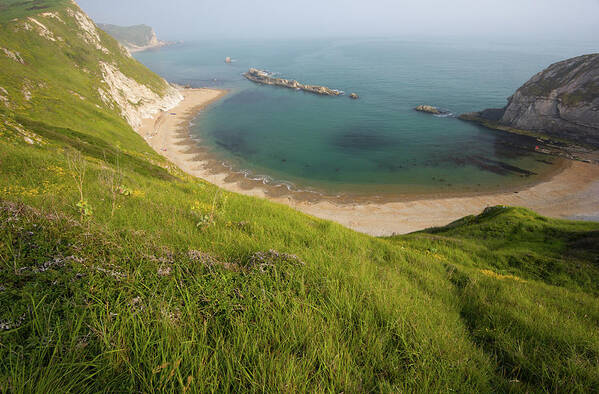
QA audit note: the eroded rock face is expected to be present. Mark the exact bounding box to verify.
[98,62,182,130]
[1,47,24,64]
[478,54,599,146]
[27,17,60,41]
[148,29,160,46]
[40,12,64,23]
[66,7,109,54]
[0,87,9,107]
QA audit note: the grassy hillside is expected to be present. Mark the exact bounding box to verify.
[0,0,66,23]
[1,1,598,392]
[0,0,170,139]
[98,23,158,48]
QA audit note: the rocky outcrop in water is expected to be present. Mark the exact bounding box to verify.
[461,54,599,147]
[243,68,343,96]
[415,105,441,114]
[414,105,451,115]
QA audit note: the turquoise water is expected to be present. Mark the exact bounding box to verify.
[135,39,599,196]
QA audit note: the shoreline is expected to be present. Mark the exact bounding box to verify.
[139,88,599,236]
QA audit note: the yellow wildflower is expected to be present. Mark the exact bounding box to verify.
[191,200,213,214]
[46,165,68,176]
[131,189,145,198]
[480,269,526,282]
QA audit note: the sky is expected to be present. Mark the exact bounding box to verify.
[76,0,599,42]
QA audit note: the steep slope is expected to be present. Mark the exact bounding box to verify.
[0,1,598,392]
[0,0,181,134]
[461,54,599,147]
[98,23,168,52]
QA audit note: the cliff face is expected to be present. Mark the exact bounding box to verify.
[98,61,181,130]
[471,54,599,146]
[0,1,181,131]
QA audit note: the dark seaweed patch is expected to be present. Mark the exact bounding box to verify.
[223,89,292,108]
[471,156,535,176]
[375,157,406,172]
[214,129,256,156]
[536,159,554,165]
[441,154,536,176]
[332,128,398,152]
[492,135,539,159]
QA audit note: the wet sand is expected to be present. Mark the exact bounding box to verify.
[139,88,599,236]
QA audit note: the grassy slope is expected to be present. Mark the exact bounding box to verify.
[0,0,167,145]
[0,0,65,23]
[0,1,598,392]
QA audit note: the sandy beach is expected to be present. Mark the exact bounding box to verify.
[139,88,599,236]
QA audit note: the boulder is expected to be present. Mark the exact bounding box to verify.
[414,105,441,114]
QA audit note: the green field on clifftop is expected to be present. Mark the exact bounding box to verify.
[1,1,598,392]
[0,0,65,23]
[97,23,157,48]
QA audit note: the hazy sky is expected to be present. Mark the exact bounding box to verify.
[77,0,599,42]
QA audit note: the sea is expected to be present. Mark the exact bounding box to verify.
[134,38,599,198]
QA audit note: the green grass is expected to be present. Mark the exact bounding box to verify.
[0,0,67,23]
[415,206,599,294]
[1,1,598,392]
[0,0,168,138]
